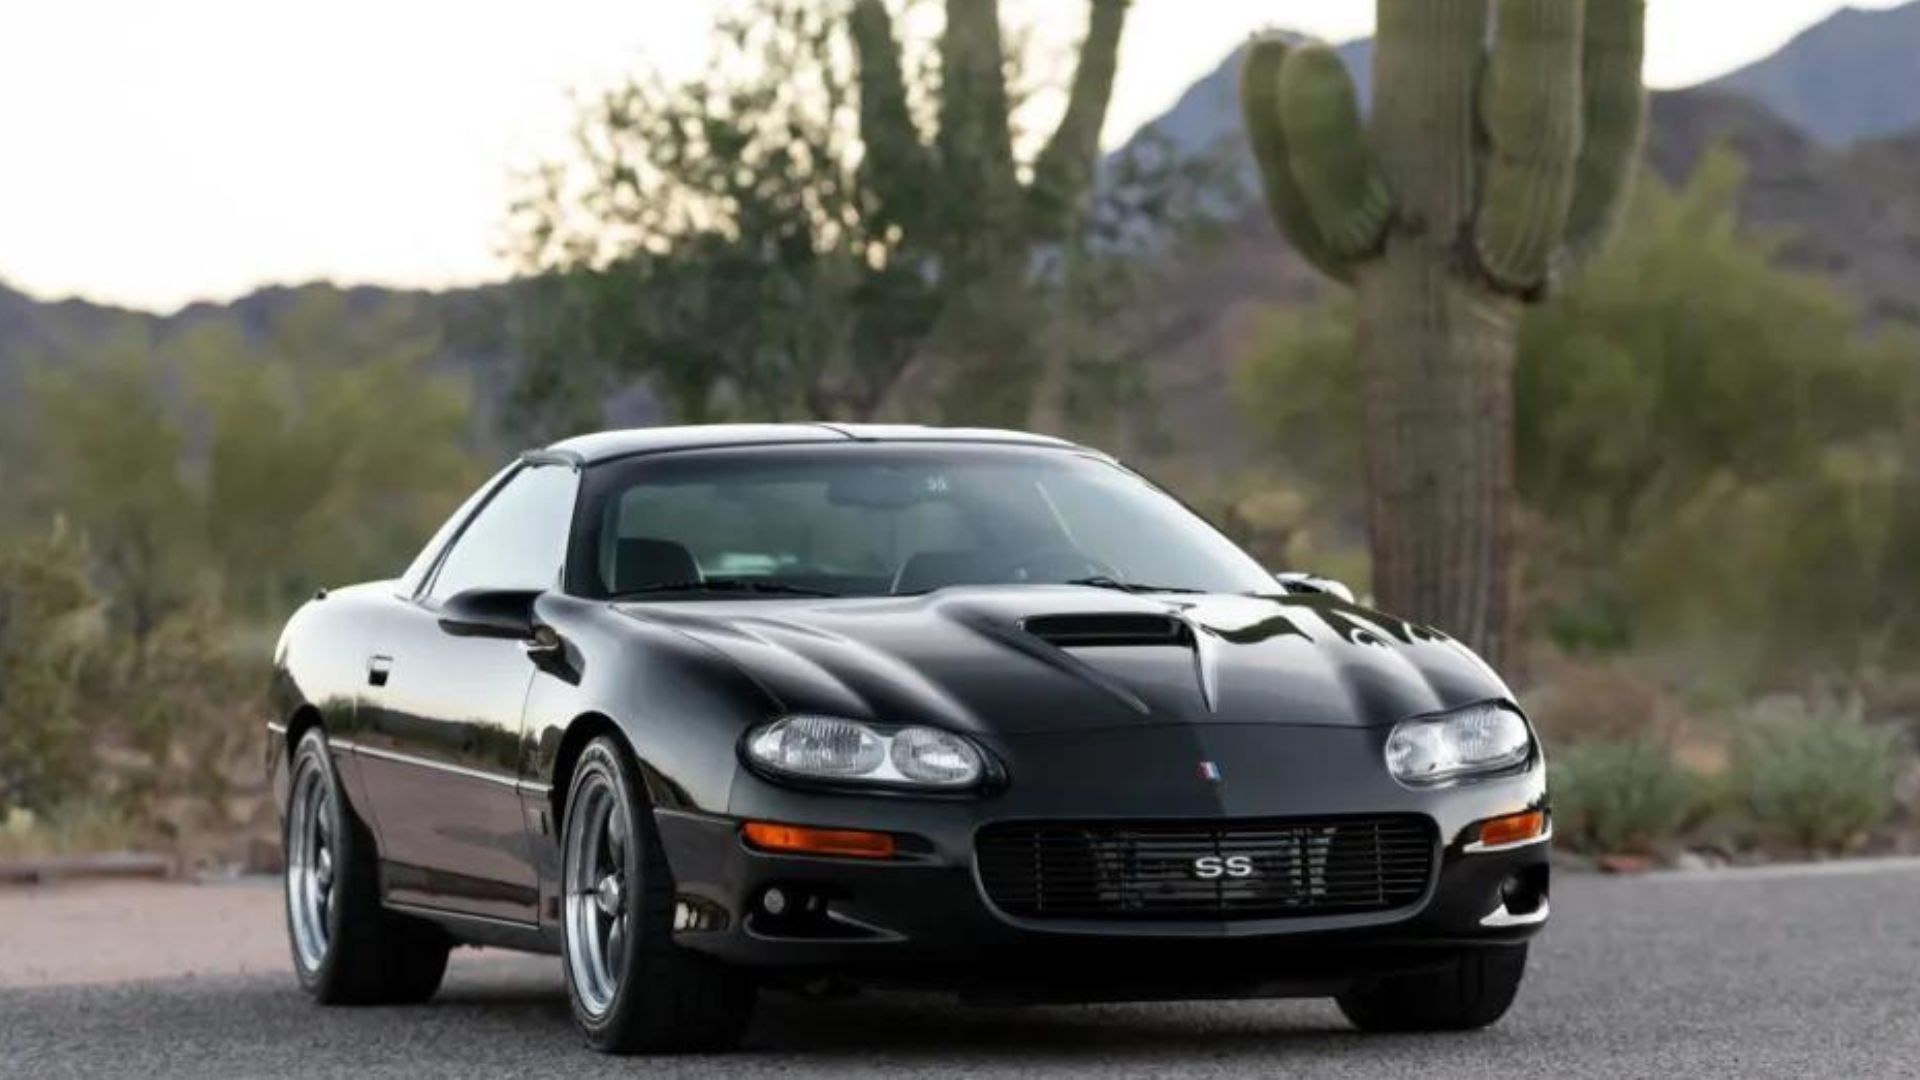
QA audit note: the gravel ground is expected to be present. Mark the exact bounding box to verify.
[0,879,286,989]
[2,860,1919,1078]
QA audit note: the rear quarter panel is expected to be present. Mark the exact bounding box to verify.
[267,582,395,824]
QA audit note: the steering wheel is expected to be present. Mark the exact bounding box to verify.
[998,546,1123,585]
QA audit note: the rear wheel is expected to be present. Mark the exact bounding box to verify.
[1335,945,1528,1032]
[560,736,754,1054]
[285,729,450,1004]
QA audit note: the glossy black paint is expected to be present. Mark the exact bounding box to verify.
[268,424,1548,999]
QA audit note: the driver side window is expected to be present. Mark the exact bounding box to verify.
[425,465,577,602]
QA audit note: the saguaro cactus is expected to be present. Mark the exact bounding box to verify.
[849,0,1130,421]
[1243,0,1647,666]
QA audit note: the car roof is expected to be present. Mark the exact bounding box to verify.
[540,423,1090,465]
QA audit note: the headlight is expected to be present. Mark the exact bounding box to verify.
[1385,703,1532,785]
[746,715,987,790]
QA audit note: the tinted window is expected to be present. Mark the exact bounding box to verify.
[426,465,576,601]
[569,445,1273,599]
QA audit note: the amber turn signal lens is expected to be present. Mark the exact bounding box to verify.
[1476,810,1548,849]
[742,821,897,859]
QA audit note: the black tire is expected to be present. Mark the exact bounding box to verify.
[560,736,755,1054]
[1335,945,1529,1033]
[284,729,450,1005]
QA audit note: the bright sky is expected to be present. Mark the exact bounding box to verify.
[0,0,1899,313]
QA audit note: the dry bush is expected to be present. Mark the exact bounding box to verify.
[91,604,272,865]
[1,527,273,864]
[0,803,144,859]
[1524,654,1695,749]
[0,523,105,817]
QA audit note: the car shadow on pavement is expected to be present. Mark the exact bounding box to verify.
[747,994,1368,1058]
[426,958,1378,1061]
[2,966,1506,1078]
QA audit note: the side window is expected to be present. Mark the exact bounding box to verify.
[425,465,577,602]
[397,466,513,595]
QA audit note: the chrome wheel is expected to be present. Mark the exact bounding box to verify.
[564,769,630,1018]
[286,757,336,974]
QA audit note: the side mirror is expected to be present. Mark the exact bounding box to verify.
[437,588,543,639]
[1273,571,1356,604]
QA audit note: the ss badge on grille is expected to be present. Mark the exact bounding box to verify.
[1191,854,1256,880]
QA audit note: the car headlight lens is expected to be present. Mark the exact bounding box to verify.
[1385,703,1532,785]
[747,715,885,778]
[890,726,983,785]
[746,716,986,789]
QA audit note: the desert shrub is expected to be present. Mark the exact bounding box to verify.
[1526,657,1691,747]
[1550,738,1706,854]
[92,602,266,841]
[0,523,267,847]
[0,803,143,859]
[0,523,106,816]
[1733,695,1904,853]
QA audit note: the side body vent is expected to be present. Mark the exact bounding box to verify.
[1022,613,1192,649]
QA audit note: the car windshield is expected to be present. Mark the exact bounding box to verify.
[567,444,1276,600]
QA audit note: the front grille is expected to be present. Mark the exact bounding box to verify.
[976,815,1436,921]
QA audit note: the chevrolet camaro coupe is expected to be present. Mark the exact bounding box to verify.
[268,424,1549,1053]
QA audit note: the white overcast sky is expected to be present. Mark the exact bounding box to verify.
[0,0,1899,312]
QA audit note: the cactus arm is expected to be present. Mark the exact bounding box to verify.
[1275,43,1393,260]
[1240,35,1353,283]
[1561,0,1648,267]
[1475,0,1586,291]
[938,0,1022,245]
[849,0,935,234]
[1372,0,1487,237]
[1027,0,1130,241]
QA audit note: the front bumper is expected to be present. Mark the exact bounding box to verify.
[654,723,1550,1000]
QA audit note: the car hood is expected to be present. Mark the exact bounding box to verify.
[612,587,1513,736]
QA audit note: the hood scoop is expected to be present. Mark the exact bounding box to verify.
[1022,613,1193,649]
[1022,611,1218,713]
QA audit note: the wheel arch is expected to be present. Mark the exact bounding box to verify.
[549,713,620,827]
[284,703,325,759]
[548,712,688,826]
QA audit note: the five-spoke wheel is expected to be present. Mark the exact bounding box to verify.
[286,756,336,975]
[563,766,631,1017]
[559,735,754,1053]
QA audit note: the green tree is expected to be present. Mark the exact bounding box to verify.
[1515,153,1908,536]
[24,291,485,625]
[4,293,488,839]
[181,294,483,616]
[1240,1,1649,666]
[513,0,1170,436]
[29,333,203,639]
[513,1,923,428]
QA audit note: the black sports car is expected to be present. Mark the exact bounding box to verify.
[268,424,1549,1053]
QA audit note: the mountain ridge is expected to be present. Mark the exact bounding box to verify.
[1706,0,1920,145]
[4,7,1915,469]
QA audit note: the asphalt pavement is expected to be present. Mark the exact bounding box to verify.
[3,859,1918,1079]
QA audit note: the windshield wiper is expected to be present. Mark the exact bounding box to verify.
[1065,576,1204,595]
[611,579,841,599]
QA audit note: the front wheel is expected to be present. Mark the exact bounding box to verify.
[560,736,755,1053]
[1335,945,1529,1032]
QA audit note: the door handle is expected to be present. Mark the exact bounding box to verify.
[367,655,393,687]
